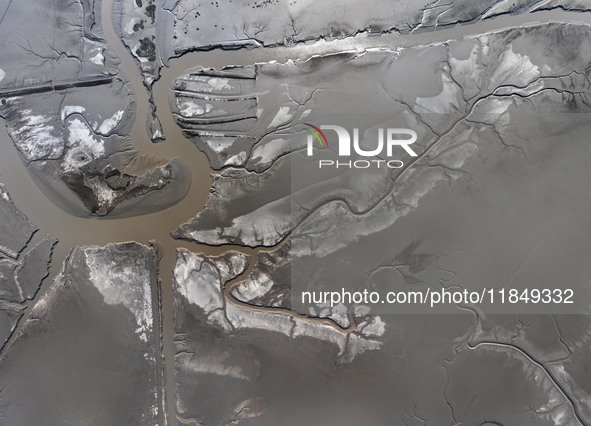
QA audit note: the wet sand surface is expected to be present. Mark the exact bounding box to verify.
[1,2,591,424]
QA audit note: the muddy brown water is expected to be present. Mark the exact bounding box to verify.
[0,2,589,424]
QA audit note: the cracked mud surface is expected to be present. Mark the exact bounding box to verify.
[1,0,591,425]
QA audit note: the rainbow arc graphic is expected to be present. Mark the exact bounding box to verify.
[304,123,329,147]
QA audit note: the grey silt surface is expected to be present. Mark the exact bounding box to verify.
[0,0,591,425]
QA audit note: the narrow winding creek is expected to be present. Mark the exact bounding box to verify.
[0,2,590,424]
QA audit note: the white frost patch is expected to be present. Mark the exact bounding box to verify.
[86,178,118,205]
[329,303,350,329]
[226,302,381,364]
[550,404,572,426]
[177,350,249,380]
[226,151,247,166]
[483,97,512,115]
[177,100,213,117]
[358,315,386,337]
[268,107,293,128]
[63,118,105,172]
[125,17,142,34]
[232,272,273,302]
[98,110,125,134]
[292,320,347,355]
[491,44,540,88]
[317,303,350,329]
[550,363,591,415]
[251,137,290,166]
[181,76,232,92]
[0,186,10,202]
[207,77,231,91]
[90,49,105,65]
[450,40,540,101]
[180,101,203,117]
[449,42,487,99]
[174,254,224,315]
[206,137,235,153]
[340,333,382,364]
[174,249,248,317]
[85,245,154,343]
[188,227,226,246]
[188,198,295,246]
[132,44,149,63]
[482,0,523,18]
[0,69,5,82]
[226,302,293,337]
[217,253,248,283]
[12,110,64,161]
[354,305,371,317]
[470,97,513,129]
[61,105,86,121]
